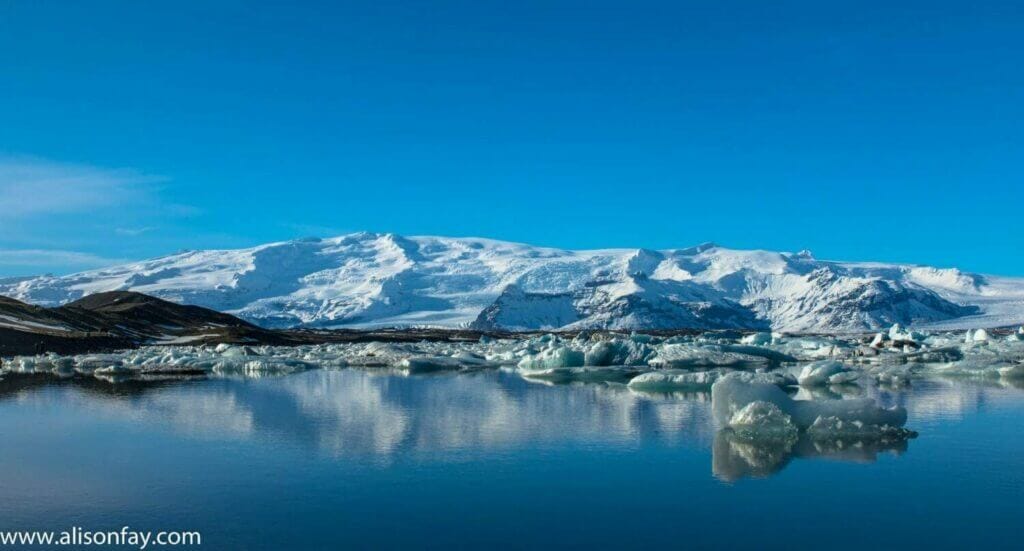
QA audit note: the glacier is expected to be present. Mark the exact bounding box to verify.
[1,232,1023,332]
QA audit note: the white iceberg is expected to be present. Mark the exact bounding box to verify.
[726,401,798,441]
[648,343,770,368]
[740,332,773,346]
[517,345,585,372]
[627,369,727,391]
[796,360,860,387]
[711,373,908,433]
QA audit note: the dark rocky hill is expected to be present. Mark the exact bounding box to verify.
[0,291,286,355]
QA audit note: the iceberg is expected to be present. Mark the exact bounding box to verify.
[648,343,771,368]
[740,332,773,346]
[726,401,798,441]
[583,339,655,367]
[1,326,1021,390]
[711,373,908,432]
[796,360,860,387]
[517,345,586,372]
[627,369,727,391]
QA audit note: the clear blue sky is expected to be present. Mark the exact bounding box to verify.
[1,1,1022,276]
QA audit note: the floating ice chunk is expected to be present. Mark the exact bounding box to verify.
[899,346,963,364]
[888,324,923,343]
[94,364,133,375]
[72,354,130,373]
[517,346,585,371]
[799,395,907,429]
[398,355,487,374]
[797,360,860,387]
[870,333,885,348]
[210,354,314,376]
[649,344,770,369]
[793,384,864,401]
[727,401,798,441]
[963,328,992,344]
[956,339,1024,367]
[715,344,796,363]
[344,343,416,367]
[711,373,907,431]
[856,345,879,358]
[725,370,795,387]
[584,341,615,366]
[629,332,655,344]
[627,369,726,391]
[484,350,520,364]
[740,332,773,346]
[771,336,852,361]
[583,339,653,366]
[806,416,916,439]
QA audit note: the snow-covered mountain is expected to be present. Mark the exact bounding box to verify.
[2,232,1023,332]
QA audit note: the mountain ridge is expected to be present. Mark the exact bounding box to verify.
[2,233,1022,332]
[0,291,285,355]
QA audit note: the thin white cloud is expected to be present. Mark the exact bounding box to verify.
[165,203,203,217]
[0,155,210,275]
[115,226,155,236]
[0,249,127,268]
[0,155,164,216]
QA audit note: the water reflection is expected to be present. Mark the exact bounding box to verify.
[712,430,912,482]
[0,370,712,458]
[0,369,1020,479]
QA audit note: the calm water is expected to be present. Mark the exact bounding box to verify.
[1,369,1022,549]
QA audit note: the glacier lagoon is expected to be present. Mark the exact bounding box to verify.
[1,330,1023,549]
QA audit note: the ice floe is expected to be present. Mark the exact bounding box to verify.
[725,401,799,442]
[711,372,909,433]
[10,324,1024,477]
[1,324,1022,395]
[796,360,860,387]
[627,369,728,392]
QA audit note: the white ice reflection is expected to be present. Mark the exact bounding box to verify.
[0,371,712,460]
[1,368,1020,479]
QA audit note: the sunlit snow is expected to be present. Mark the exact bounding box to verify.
[3,233,1023,331]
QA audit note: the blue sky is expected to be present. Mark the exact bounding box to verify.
[1,1,1022,276]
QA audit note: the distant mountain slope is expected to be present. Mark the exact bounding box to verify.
[2,233,1022,332]
[0,291,281,355]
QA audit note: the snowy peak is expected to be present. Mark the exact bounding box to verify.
[1,233,1022,332]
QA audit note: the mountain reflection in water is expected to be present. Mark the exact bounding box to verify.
[2,368,1019,480]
